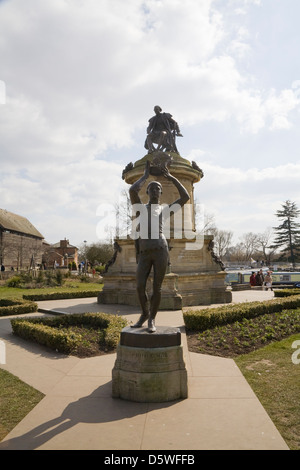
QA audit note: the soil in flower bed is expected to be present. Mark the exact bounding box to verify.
[186,309,300,358]
[57,325,117,357]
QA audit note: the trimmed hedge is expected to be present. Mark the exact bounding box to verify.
[0,298,38,317]
[11,312,128,354]
[23,290,102,301]
[274,288,300,298]
[183,294,300,331]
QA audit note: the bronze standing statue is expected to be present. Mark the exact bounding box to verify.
[145,105,183,154]
[129,160,190,333]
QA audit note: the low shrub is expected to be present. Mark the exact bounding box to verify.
[0,299,18,307]
[274,288,300,297]
[183,294,300,331]
[5,276,23,288]
[23,290,102,301]
[11,312,128,355]
[0,298,37,317]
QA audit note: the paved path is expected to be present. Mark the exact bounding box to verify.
[0,290,289,450]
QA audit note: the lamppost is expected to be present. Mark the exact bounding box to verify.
[83,240,87,274]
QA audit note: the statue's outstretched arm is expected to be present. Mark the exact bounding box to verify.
[129,161,150,205]
[161,167,189,207]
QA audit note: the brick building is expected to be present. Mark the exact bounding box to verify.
[0,208,44,270]
[43,239,78,269]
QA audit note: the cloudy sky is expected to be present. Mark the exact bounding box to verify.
[1,0,300,248]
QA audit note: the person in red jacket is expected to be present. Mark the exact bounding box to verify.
[250,272,256,287]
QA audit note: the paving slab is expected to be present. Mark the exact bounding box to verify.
[0,290,289,450]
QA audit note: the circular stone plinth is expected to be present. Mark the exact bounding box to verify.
[120,326,181,348]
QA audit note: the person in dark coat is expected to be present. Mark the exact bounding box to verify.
[256,269,264,286]
[250,272,256,287]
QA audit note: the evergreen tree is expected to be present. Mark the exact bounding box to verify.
[271,200,300,267]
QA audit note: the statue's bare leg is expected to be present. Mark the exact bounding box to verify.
[146,134,155,153]
[131,255,152,328]
[148,249,168,332]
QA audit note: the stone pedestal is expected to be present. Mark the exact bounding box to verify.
[98,235,232,308]
[112,326,188,402]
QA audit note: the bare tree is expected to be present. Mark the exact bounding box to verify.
[256,228,276,265]
[210,228,233,259]
[227,242,246,264]
[195,204,216,235]
[114,189,132,239]
[239,232,260,262]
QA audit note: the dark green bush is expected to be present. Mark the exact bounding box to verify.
[0,299,37,317]
[274,288,300,297]
[55,270,64,286]
[11,312,128,354]
[0,299,18,307]
[23,290,102,301]
[183,295,300,331]
[5,276,22,288]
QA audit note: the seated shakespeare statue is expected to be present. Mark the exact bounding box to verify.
[145,105,183,154]
[129,160,190,333]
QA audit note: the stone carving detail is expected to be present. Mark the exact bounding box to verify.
[192,161,204,178]
[104,241,122,273]
[122,162,133,180]
[149,150,173,176]
[208,239,225,271]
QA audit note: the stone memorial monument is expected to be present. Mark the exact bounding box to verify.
[98,106,231,310]
[110,106,230,402]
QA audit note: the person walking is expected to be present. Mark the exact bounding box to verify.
[264,271,273,291]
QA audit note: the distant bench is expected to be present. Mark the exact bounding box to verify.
[231,283,251,291]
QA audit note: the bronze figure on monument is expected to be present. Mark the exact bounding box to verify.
[129,159,189,332]
[145,105,183,154]
[98,104,231,313]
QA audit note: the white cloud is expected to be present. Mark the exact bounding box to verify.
[191,158,300,242]
[0,0,299,247]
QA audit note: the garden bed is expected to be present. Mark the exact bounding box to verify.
[186,308,300,357]
[183,294,300,331]
[0,298,37,317]
[22,290,102,301]
[11,312,128,357]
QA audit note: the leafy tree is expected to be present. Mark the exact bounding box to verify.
[78,242,114,267]
[271,200,300,267]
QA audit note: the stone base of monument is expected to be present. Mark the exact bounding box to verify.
[112,326,188,403]
[98,236,232,310]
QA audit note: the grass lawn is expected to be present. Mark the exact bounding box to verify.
[0,279,103,301]
[236,334,300,450]
[0,369,44,442]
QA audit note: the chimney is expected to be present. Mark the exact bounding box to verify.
[60,239,69,248]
